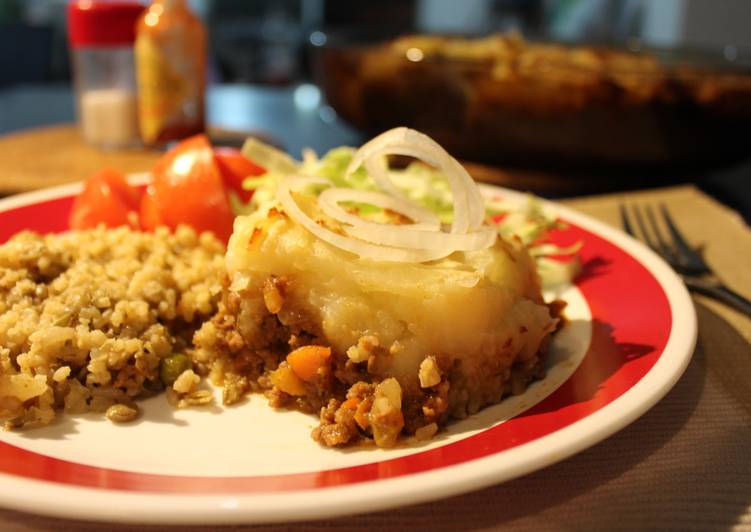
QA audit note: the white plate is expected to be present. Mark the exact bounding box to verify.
[0,182,696,524]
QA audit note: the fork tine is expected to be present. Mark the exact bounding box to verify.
[659,204,702,264]
[645,205,672,257]
[631,204,659,251]
[619,204,635,237]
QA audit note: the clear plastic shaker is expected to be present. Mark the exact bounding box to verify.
[67,1,145,149]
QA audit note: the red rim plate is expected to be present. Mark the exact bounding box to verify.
[0,185,673,494]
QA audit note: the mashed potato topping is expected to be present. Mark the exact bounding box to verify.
[193,192,557,446]
[228,201,553,382]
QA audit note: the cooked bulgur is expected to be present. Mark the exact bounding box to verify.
[0,225,225,428]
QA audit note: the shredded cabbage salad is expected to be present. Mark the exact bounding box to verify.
[237,135,580,286]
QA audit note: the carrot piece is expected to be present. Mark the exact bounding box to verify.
[354,398,372,430]
[270,364,306,396]
[286,346,331,382]
[341,398,360,411]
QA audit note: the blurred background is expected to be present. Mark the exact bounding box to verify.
[1,0,750,217]
[3,0,751,88]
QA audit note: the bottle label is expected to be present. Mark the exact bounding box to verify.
[135,34,199,144]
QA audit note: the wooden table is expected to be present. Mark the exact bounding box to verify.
[0,124,162,194]
[0,123,682,199]
[0,124,286,196]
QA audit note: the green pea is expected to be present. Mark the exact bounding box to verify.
[160,354,192,386]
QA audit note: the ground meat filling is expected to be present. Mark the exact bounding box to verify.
[194,276,559,447]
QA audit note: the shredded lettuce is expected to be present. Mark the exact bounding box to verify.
[238,138,580,285]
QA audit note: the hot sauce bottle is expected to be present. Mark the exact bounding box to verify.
[135,0,206,145]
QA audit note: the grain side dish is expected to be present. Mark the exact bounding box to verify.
[0,128,574,447]
[0,226,224,428]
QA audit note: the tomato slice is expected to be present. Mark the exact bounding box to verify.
[146,134,234,242]
[139,185,164,231]
[214,147,264,203]
[69,168,140,230]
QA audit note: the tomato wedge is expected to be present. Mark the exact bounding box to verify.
[69,168,140,230]
[139,185,164,230]
[214,147,264,203]
[144,134,234,242]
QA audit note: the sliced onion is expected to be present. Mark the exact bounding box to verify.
[363,156,407,200]
[318,186,494,251]
[277,176,452,263]
[317,187,440,229]
[345,127,486,234]
[274,128,496,265]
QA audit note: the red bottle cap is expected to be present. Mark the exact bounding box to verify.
[67,1,145,48]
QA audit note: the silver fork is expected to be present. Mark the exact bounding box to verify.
[620,203,751,316]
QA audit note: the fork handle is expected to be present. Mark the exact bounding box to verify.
[682,277,751,316]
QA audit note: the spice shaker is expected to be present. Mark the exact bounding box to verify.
[67,1,145,149]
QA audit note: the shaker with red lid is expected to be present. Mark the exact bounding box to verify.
[67,1,145,149]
